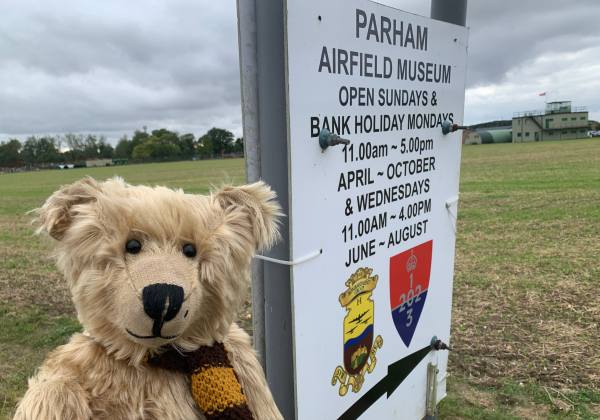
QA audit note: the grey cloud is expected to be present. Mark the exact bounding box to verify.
[1,0,599,140]
[0,0,241,140]
[467,0,600,87]
[386,0,600,88]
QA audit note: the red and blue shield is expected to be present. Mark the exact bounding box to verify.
[389,240,433,347]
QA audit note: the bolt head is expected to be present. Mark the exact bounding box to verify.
[319,128,331,149]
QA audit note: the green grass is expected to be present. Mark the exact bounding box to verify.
[440,378,600,419]
[0,159,245,217]
[1,141,599,419]
[439,139,600,419]
[0,306,81,418]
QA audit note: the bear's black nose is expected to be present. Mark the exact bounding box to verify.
[142,283,184,323]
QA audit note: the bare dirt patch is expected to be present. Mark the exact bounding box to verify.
[453,381,496,409]
[513,403,550,420]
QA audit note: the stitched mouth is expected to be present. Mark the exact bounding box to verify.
[126,328,178,340]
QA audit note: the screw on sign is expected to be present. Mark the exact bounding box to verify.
[441,120,468,135]
[319,128,351,150]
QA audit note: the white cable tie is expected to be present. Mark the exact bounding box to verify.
[254,249,322,266]
[445,195,459,234]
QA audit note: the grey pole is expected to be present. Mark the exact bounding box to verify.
[236,1,295,418]
[431,0,467,26]
[236,0,266,369]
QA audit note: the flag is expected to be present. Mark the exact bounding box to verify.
[538,92,547,96]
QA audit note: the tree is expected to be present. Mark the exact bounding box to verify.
[64,133,84,152]
[131,142,153,160]
[233,137,244,155]
[131,129,150,152]
[21,136,61,164]
[131,137,181,161]
[82,135,100,158]
[197,134,213,158]
[97,137,114,159]
[148,129,182,160]
[81,135,113,159]
[63,133,86,161]
[150,129,178,144]
[200,128,234,157]
[0,139,21,166]
[178,133,196,158]
[21,137,37,164]
[37,136,62,163]
[114,135,132,159]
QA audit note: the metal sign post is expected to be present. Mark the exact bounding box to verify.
[237,1,467,419]
[431,0,468,26]
[237,0,295,418]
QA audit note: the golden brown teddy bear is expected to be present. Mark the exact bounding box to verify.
[14,177,283,420]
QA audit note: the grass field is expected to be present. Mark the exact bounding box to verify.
[1,140,599,418]
[440,139,600,419]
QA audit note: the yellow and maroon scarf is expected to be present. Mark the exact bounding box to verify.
[149,342,254,419]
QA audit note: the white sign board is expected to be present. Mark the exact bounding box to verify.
[285,1,468,418]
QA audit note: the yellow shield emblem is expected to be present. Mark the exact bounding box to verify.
[332,268,384,396]
[342,278,375,374]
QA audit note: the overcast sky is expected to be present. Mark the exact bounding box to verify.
[1,0,599,143]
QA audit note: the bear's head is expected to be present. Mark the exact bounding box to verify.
[36,177,281,364]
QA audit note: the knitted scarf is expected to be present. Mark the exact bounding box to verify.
[148,342,254,420]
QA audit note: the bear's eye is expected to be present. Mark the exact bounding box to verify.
[182,243,197,258]
[125,239,142,254]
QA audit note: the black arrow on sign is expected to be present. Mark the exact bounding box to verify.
[337,344,432,420]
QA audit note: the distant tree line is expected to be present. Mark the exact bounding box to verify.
[0,127,243,168]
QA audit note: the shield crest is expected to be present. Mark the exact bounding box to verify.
[389,240,433,347]
[343,295,374,374]
[340,268,377,374]
[332,268,383,396]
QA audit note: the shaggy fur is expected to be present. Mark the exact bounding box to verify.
[14,177,283,420]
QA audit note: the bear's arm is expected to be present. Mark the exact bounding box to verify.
[224,323,283,420]
[13,370,91,420]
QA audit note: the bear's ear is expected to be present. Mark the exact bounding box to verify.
[36,177,102,240]
[214,181,282,252]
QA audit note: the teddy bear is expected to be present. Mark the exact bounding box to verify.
[14,177,283,420]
